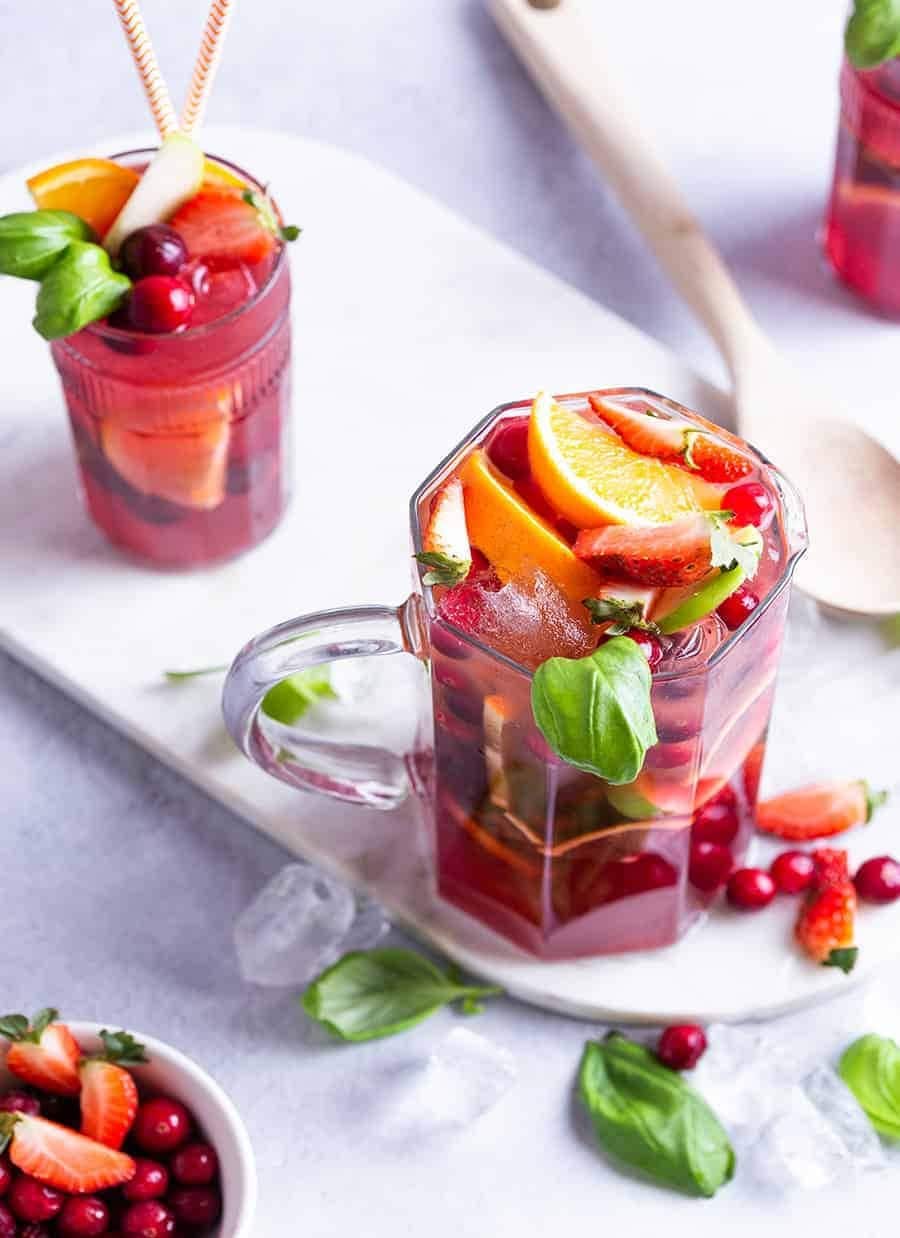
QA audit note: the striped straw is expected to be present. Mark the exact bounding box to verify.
[181,0,235,137]
[111,0,179,138]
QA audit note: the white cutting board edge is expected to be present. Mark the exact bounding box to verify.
[1,125,897,1025]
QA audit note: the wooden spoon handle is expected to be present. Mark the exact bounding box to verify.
[489,0,768,388]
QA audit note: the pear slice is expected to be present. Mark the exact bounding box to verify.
[655,526,763,634]
[104,134,204,257]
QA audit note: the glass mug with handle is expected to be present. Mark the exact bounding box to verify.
[223,389,807,960]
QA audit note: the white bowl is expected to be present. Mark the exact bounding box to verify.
[1,1021,257,1238]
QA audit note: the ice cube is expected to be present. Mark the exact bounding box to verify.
[476,568,594,669]
[748,1068,884,1191]
[691,1024,803,1141]
[234,863,387,987]
[372,1027,517,1140]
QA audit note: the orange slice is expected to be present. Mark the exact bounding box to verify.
[27,159,140,237]
[459,448,603,606]
[101,420,230,510]
[528,391,722,528]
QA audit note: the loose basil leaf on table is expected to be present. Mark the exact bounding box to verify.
[839,1034,900,1138]
[33,241,131,340]
[845,0,900,68]
[578,1034,735,1198]
[0,210,94,280]
[301,948,502,1042]
[531,635,657,784]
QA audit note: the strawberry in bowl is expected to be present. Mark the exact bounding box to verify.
[0,1011,255,1238]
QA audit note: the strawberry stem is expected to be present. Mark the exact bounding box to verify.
[0,1008,58,1044]
[0,1112,21,1155]
[90,1029,148,1066]
[824,947,859,975]
[863,782,889,823]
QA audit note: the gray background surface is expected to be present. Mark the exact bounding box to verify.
[3,3,896,1236]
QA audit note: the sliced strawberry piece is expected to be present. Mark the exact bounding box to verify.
[416,477,472,586]
[0,1011,80,1097]
[589,395,753,483]
[756,780,886,841]
[169,189,277,270]
[79,1030,145,1150]
[574,514,713,586]
[0,1113,135,1194]
[795,881,857,972]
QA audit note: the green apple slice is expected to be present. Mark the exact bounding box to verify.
[656,525,763,634]
[104,133,204,257]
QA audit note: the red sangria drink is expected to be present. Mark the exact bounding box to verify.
[412,390,806,958]
[0,135,297,566]
[824,56,900,314]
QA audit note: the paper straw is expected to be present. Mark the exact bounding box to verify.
[111,0,179,138]
[181,0,235,137]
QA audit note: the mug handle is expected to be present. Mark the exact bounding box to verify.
[222,598,426,811]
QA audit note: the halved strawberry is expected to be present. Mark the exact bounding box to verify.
[574,514,713,586]
[416,477,472,586]
[169,188,277,270]
[589,395,753,483]
[756,780,887,841]
[795,849,858,973]
[0,1010,80,1097]
[79,1031,145,1150]
[0,1113,135,1194]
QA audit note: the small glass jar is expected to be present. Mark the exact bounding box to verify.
[824,57,900,314]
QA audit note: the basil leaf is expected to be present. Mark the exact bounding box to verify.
[261,666,337,724]
[301,948,501,1042]
[579,1034,735,1197]
[0,210,94,280]
[414,550,470,587]
[33,241,131,340]
[846,0,900,68]
[839,1034,900,1138]
[531,636,657,784]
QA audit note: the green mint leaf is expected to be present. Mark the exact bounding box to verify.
[97,1029,148,1066]
[846,0,900,67]
[824,946,859,975]
[839,1034,900,1138]
[261,666,337,725]
[0,210,94,280]
[708,513,761,579]
[531,636,657,785]
[279,224,302,242]
[579,1034,735,1197]
[164,664,229,681]
[301,948,501,1042]
[33,241,131,340]
[583,596,661,637]
[414,550,470,587]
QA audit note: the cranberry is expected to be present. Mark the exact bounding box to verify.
[0,1159,9,1198]
[122,1159,169,1202]
[0,1090,40,1116]
[58,1196,110,1238]
[658,1024,708,1071]
[120,1201,176,1238]
[124,276,194,334]
[120,225,189,281]
[855,856,900,904]
[133,1097,192,1154]
[486,417,530,479]
[693,797,740,846]
[169,1185,222,1229]
[620,853,677,896]
[8,1176,64,1223]
[717,585,760,631]
[727,867,777,910]
[171,1141,218,1187]
[723,480,775,529]
[689,841,733,892]
[628,630,664,670]
[770,850,816,895]
[0,1203,14,1238]
[19,1225,52,1238]
[430,624,470,660]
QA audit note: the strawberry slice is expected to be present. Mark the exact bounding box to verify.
[0,1010,80,1097]
[0,1113,135,1193]
[795,848,858,973]
[574,513,714,586]
[416,477,472,586]
[169,188,277,270]
[79,1031,146,1150]
[756,780,887,841]
[589,395,754,483]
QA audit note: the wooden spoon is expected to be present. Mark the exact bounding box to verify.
[490,0,900,615]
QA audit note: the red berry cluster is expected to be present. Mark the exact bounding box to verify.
[0,1090,221,1238]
